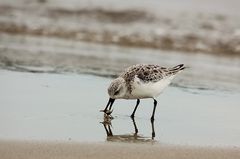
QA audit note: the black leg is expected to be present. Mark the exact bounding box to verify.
[150,99,157,122]
[151,119,155,139]
[131,117,138,134]
[130,99,140,118]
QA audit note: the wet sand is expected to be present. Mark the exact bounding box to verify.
[1,140,240,159]
[1,70,240,146]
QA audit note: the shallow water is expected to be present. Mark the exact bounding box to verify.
[1,34,240,92]
[0,69,240,147]
[0,0,240,148]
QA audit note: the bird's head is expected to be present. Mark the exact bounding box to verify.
[108,77,127,99]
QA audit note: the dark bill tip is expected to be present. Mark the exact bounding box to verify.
[100,98,115,113]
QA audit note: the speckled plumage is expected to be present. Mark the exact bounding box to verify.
[120,64,185,94]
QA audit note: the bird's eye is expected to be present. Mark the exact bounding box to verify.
[114,90,120,95]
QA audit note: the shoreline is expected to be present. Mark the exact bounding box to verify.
[1,34,240,92]
[1,140,240,159]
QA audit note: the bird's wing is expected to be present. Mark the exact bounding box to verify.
[121,64,185,83]
[136,64,167,82]
[120,64,185,93]
[120,64,167,83]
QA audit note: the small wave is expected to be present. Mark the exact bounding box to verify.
[48,8,155,23]
[0,4,239,56]
[0,21,239,56]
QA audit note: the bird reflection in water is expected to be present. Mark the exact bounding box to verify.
[101,114,156,143]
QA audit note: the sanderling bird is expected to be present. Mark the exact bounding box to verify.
[101,64,186,121]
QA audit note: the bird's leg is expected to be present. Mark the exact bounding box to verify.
[130,99,140,118]
[150,99,157,122]
[151,119,155,139]
[131,117,138,135]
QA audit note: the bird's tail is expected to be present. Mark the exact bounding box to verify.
[169,64,186,74]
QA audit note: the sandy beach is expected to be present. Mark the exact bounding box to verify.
[1,140,240,159]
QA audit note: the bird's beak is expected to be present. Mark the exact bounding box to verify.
[109,98,115,106]
[100,98,115,113]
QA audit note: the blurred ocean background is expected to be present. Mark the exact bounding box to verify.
[0,0,240,90]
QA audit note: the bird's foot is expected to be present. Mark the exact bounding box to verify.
[152,132,155,138]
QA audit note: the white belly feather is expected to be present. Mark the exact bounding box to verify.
[129,75,175,99]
